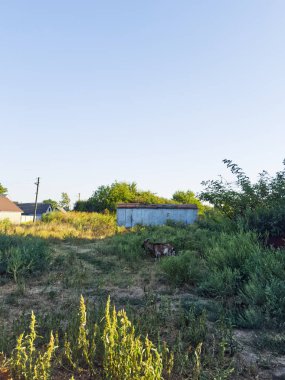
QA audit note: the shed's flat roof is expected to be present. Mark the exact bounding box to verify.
[117,203,198,209]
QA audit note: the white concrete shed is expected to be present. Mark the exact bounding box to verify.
[117,203,198,227]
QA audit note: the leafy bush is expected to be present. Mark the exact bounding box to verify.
[200,158,285,219]
[161,226,285,328]
[200,159,285,240]
[200,267,242,298]
[200,232,285,326]
[161,251,206,286]
[0,183,8,195]
[172,190,209,215]
[197,210,238,233]
[243,205,285,238]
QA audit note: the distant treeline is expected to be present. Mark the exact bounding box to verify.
[74,181,207,213]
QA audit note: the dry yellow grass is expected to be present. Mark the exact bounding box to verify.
[0,212,124,240]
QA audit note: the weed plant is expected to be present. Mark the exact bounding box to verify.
[173,304,235,379]
[10,312,56,380]
[254,331,285,355]
[1,296,173,380]
[0,289,239,379]
[0,234,50,283]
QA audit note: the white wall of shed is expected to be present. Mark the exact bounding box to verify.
[117,208,198,227]
[21,215,34,223]
[21,214,44,223]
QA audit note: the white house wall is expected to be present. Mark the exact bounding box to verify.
[0,212,22,224]
[21,215,34,223]
[21,214,43,223]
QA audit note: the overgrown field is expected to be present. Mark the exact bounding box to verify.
[1,210,285,379]
[0,211,119,239]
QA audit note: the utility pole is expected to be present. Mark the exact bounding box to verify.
[78,193,81,201]
[33,177,40,222]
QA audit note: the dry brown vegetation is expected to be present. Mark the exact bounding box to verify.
[0,212,120,240]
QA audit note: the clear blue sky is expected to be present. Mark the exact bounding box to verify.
[1,1,285,205]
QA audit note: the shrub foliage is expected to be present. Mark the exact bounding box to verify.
[200,158,285,239]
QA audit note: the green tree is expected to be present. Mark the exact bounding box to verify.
[200,158,285,218]
[172,190,208,215]
[0,182,7,195]
[43,199,59,210]
[85,182,137,213]
[59,192,71,211]
[74,182,174,213]
[136,190,170,205]
[73,200,88,212]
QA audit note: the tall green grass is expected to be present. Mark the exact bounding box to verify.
[0,234,50,283]
[97,223,198,265]
[160,221,285,328]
